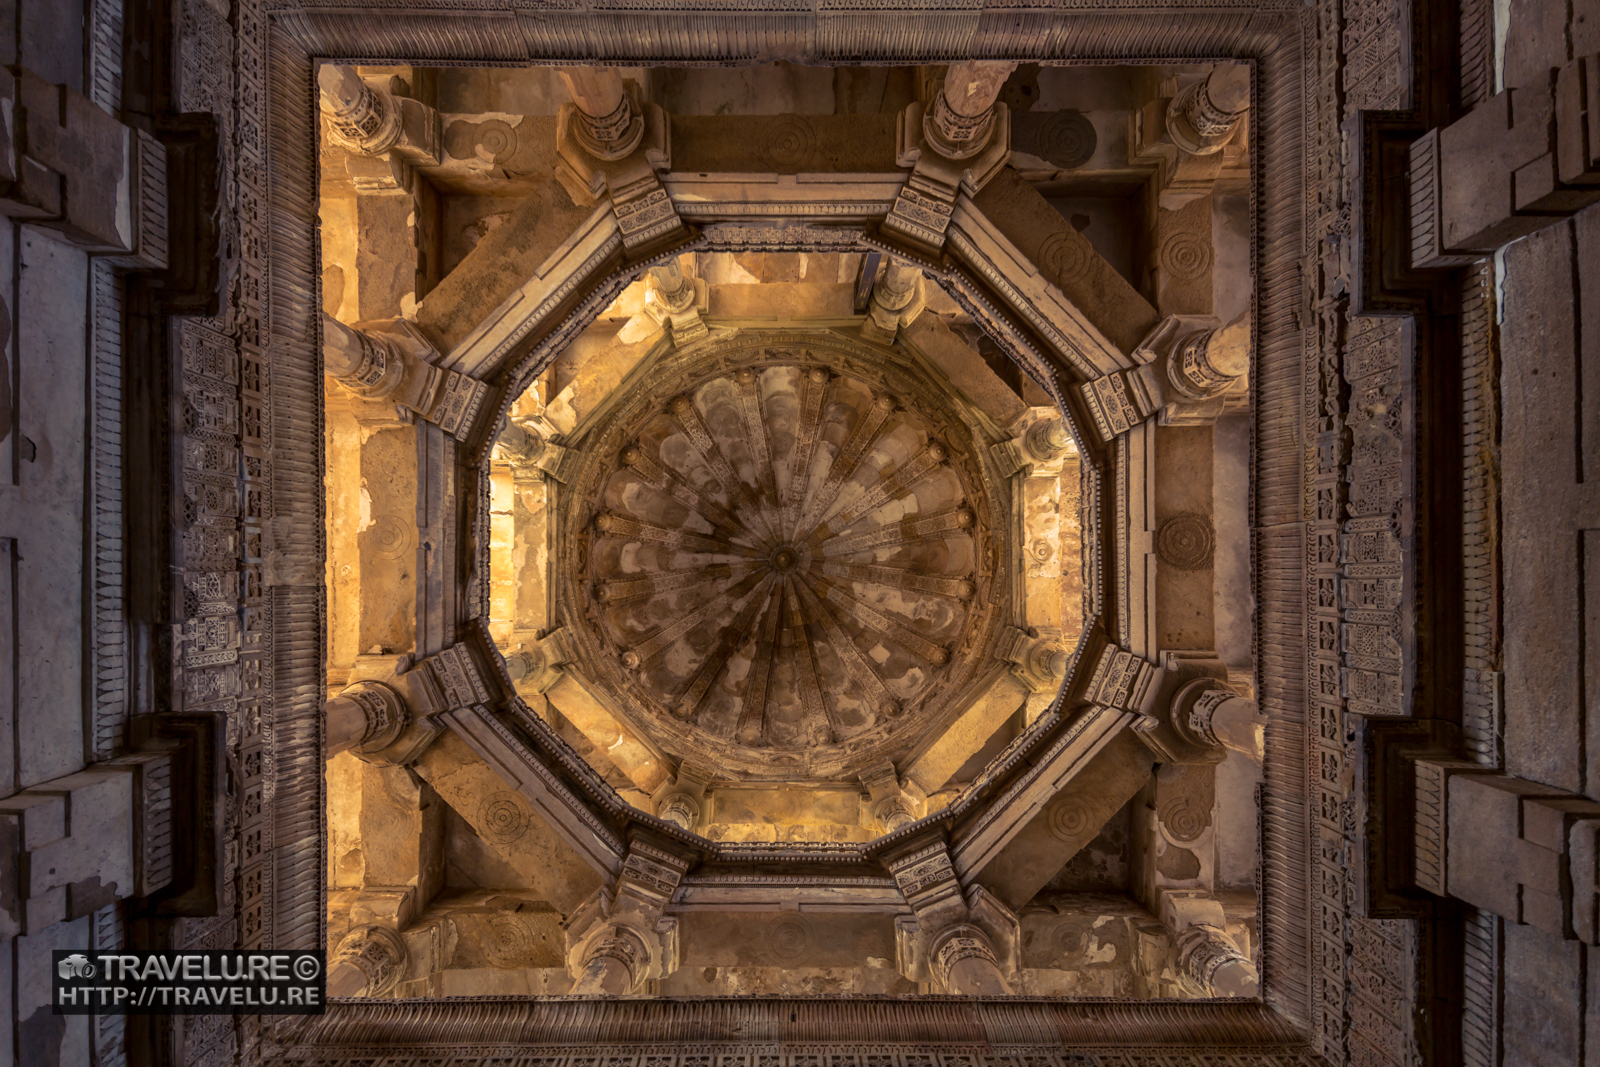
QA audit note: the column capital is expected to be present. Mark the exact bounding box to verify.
[330,924,409,998]
[1174,922,1258,997]
[859,262,927,345]
[318,64,440,167]
[1166,64,1251,157]
[643,258,709,346]
[322,314,489,441]
[998,626,1070,695]
[563,883,680,993]
[922,61,1019,161]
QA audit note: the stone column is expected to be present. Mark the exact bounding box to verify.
[1165,310,1250,401]
[327,924,409,998]
[929,924,1012,995]
[319,65,403,157]
[1172,679,1264,761]
[1000,626,1070,695]
[323,312,487,440]
[1166,64,1251,156]
[925,61,1019,160]
[1174,922,1258,997]
[558,67,645,161]
[644,259,709,346]
[861,761,927,835]
[325,681,411,760]
[860,262,927,345]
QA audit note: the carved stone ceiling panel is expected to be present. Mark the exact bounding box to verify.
[551,330,1017,782]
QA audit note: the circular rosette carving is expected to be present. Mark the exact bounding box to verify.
[1159,231,1215,281]
[1157,794,1210,842]
[767,916,814,961]
[482,913,536,969]
[478,792,530,844]
[1037,231,1090,289]
[760,117,817,171]
[557,335,1013,782]
[1034,110,1097,169]
[369,514,415,561]
[1046,796,1091,842]
[1156,513,1216,571]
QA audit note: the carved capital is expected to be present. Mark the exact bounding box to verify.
[1165,311,1250,401]
[998,626,1069,695]
[345,681,411,755]
[564,885,680,993]
[322,314,488,441]
[928,923,999,987]
[318,65,439,167]
[860,262,926,345]
[331,924,409,997]
[558,67,646,162]
[1166,64,1250,156]
[1174,922,1257,997]
[644,258,709,346]
[923,62,1018,161]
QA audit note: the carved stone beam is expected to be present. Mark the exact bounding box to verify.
[643,257,709,346]
[0,66,166,265]
[327,924,409,998]
[317,64,441,168]
[859,262,927,345]
[554,67,683,259]
[1411,759,1600,942]
[1166,64,1251,157]
[322,313,489,441]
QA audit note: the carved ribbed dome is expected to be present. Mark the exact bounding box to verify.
[558,333,1007,781]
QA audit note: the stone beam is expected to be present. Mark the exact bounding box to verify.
[1413,760,1600,942]
[411,730,605,915]
[544,673,671,796]
[903,671,1029,796]
[326,755,447,931]
[966,726,1154,911]
[970,169,1159,356]
[0,66,166,266]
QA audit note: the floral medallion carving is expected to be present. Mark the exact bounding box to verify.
[551,332,1013,782]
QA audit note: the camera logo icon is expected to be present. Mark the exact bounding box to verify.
[58,954,95,980]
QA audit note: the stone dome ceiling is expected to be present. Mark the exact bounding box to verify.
[555,331,1010,782]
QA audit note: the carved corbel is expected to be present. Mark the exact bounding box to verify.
[1082,641,1160,715]
[317,65,441,169]
[642,258,709,346]
[860,761,928,835]
[554,67,685,259]
[998,626,1070,695]
[563,843,686,993]
[503,628,577,696]
[322,313,489,441]
[327,924,410,998]
[883,61,1016,257]
[1170,678,1265,762]
[651,761,712,833]
[859,262,927,345]
[325,644,496,767]
[1123,650,1237,765]
[1166,65,1251,157]
[990,410,1075,477]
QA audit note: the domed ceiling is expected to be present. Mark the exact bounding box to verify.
[554,331,1012,782]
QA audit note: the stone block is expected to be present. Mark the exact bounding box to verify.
[0,767,135,934]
